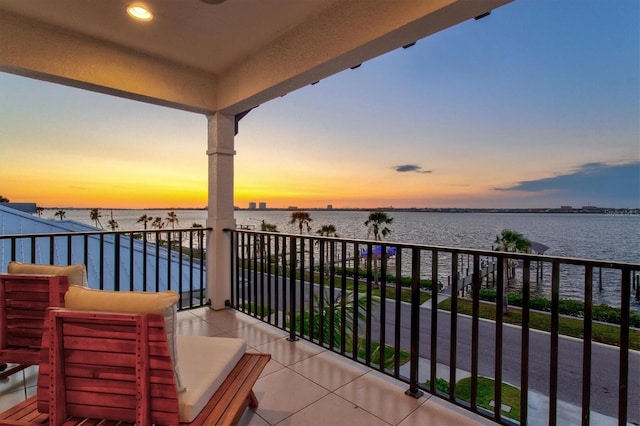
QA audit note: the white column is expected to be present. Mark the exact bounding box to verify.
[206,112,236,309]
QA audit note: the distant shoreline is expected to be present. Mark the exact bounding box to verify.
[40,206,640,215]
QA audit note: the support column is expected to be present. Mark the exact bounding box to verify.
[206,112,236,309]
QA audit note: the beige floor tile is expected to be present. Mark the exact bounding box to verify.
[228,321,288,347]
[397,398,483,426]
[254,338,324,367]
[176,309,205,327]
[276,393,390,426]
[289,351,370,391]
[238,408,271,426]
[257,358,287,379]
[253,368,329,425]
[176,318,226,336]
[193,307,261,332]
[334,372,424,425]
[0,365,38,413]
[0,365,38,394]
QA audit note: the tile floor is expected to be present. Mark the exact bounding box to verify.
[1,307,494,425]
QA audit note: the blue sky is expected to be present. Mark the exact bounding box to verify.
[1,0,638,209]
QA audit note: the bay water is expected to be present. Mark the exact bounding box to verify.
[44,208,639,309]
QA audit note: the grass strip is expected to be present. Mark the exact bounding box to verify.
[456,376,521,421]
[244,263,430,304]
[438,298,640,350]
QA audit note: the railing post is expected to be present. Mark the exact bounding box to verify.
[405,248,423,398]
[229,230,236,308]
[582,265,593,426]
[287,235,298,342]
[449,252,458,402]
[494,253,504,423]
[520,258,531,426]
[618,267,631,426]
[549,260,560,426]
[471,254,481,412]
[430,249,438,395]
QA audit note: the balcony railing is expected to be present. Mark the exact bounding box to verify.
[1,227,638,424]
[227,229,639,426]
[0,228,210,310]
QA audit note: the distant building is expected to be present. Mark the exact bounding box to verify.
[560,205,573,210]
[248,202,256,210]
[258,202,266,210]
[327,204,333,210]
[287,206,298,210]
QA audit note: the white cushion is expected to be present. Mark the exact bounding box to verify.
[176,334,246,422]
[7,261,88,286]
[64,285,185,392]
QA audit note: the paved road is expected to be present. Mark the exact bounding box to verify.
[381,300,639,423]
[236,275,639,423]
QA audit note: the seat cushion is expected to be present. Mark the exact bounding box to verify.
[176,334,246,422]
[7,261,87,286]
[64,285,185,392]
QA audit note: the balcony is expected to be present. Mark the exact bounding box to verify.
[1,306,490,425]
[1,228,638,425]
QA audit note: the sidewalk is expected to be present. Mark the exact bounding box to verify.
[399,357,618,426]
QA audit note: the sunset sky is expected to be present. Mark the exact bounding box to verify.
[1,0,638,209]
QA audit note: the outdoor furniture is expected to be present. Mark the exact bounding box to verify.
[0,308,270,425]
[0,273,69,380]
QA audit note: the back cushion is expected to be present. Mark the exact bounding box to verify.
[64,285,185,392]
[8,261,88,287]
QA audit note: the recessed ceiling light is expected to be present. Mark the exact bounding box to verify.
[127,4,153,21]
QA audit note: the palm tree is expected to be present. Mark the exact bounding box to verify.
[365,211,393,241]
[316,224,337,237]
[289,211,312,234]
[89,208,103,229]
[316,224,338,268]
[192,223,203,249]
[494,229,531,313]
[166,211,179,229]
[137,214,153,230]
[151,217,164,230]
[151,216,164,243]
[107,218,119,231]
[365,211,393,288]
[0,195,9,202]
[165,211,180,245]
[54,210,66,220]
[105,210,119,231]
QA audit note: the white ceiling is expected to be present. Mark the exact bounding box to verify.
[0,0,339,75]
[0,0,512,114]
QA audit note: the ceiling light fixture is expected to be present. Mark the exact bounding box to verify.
[127,4,153,21]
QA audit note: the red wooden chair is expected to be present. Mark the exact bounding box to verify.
[0,308,270,425]
[0,274,69,379]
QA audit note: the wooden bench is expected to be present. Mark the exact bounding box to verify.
[0,308,270,425]
[0,274,69,380]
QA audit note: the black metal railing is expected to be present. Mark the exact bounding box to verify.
[0,228,210,310]
[227,229,639,426]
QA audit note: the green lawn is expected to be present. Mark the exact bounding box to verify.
[455,376,521,421]
[438,298,640,350]
[243,262,431,304]
[424,376,521,421]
